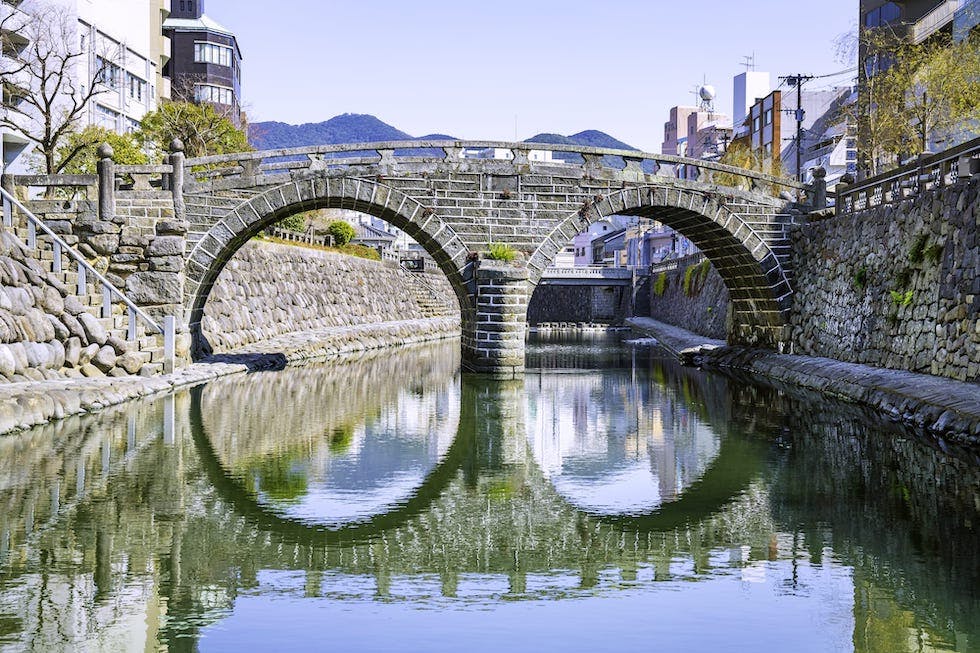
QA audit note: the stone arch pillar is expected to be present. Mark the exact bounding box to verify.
[461,261,530,377]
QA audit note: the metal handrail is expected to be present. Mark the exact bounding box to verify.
[184,140,807,192]
[0,186,175,372]
[399,262,457,314]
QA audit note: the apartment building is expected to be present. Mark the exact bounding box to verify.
[1,0,167,171]
[163,0,243,126]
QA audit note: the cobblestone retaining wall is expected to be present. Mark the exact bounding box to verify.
[789,178,979,382]
[202,240,459,352]
[0,229,162,382]
[646,260,729,340]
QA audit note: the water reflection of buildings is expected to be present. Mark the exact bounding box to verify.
[0,344,977,651]
[526,370,721,512]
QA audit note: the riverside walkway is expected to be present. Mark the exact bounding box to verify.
[627,317,980,443]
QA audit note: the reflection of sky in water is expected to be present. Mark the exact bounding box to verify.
[253,386,459,526]
[548,464,662,514]
[527,371,721,515]
[200,558,854,653]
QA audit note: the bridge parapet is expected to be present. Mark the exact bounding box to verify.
[836,136,980,214]
[183,140,810,200]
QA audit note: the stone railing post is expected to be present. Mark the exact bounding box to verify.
[809,166,827,210]
[461,260,529,378]
[168,139,186,222]
[96,143,115,223]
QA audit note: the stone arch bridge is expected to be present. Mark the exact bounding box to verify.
[9,140,818,375]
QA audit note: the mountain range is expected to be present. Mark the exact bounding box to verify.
[248,113,643,154]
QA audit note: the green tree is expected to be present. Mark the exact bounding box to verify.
[137,100,250,159]
[854,30,980,174]
[714,141,785,193]
[327,220,356,246]
[56,126,147,174]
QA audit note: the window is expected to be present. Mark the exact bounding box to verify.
[96,56,121,88]
[127,73,146,102]
[194,41,233,67]
[195,83,233,105]
[764,109,773,125]
[763,142,773,157]
[864,2,900,27]
[95,104,120,129]
[752,116,761,131]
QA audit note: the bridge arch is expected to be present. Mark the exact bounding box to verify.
[529,183,794,347]
[184,175,474,355]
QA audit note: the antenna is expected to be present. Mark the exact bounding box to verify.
[741,53,756,72]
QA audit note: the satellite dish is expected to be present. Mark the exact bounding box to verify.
[699,85,716,101]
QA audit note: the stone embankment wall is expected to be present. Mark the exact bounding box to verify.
[202,240,459,352]
[0,229,159,382]
[646,259,730,340]
[526,285,628,326]
[789,178,979,382]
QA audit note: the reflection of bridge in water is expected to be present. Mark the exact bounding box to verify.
[0,343,977,650]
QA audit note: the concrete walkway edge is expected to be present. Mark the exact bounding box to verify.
[627,317,980,446]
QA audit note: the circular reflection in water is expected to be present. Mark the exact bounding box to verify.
[199,345,461,528]
[525,367,721,516]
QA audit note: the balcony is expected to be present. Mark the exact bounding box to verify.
[911,0,960,43]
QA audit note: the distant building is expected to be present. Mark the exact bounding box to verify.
[163,0,243,126]
[572,217,633,266]
[2,0,33,172]
[732,71,771,134]
[2,0,165,172]
[623,222,695,268]
[662,106,698,156]
[745,86,851,180]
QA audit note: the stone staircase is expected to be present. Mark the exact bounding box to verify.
[403,270,456,318]
[5,218,168,378]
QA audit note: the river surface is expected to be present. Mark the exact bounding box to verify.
[0,334,977,652]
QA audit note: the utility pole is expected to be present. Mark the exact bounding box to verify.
[780,74,814,182]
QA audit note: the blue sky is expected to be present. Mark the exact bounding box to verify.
[207,0,858,152]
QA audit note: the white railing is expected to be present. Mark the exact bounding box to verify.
[540,266,633,279]
[649,252,706,274]
[0,186,175,373]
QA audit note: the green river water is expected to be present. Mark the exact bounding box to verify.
[0,333,977,652]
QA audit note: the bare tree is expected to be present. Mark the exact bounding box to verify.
[0,3,116,174]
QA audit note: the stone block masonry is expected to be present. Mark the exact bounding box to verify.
[647,259,729,340]
[526,285,629,326]
[789,177,979,382]
[202,240,459,353]
[462,261,529,377]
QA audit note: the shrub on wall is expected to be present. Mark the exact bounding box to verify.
[328,221,356,246]
[654,272,668,296]
[487,243,517,262]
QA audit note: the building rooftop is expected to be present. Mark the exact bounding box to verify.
[163,15,242,56]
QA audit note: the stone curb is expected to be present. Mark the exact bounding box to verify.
[0,318,460,437]
[626,317,980,446]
